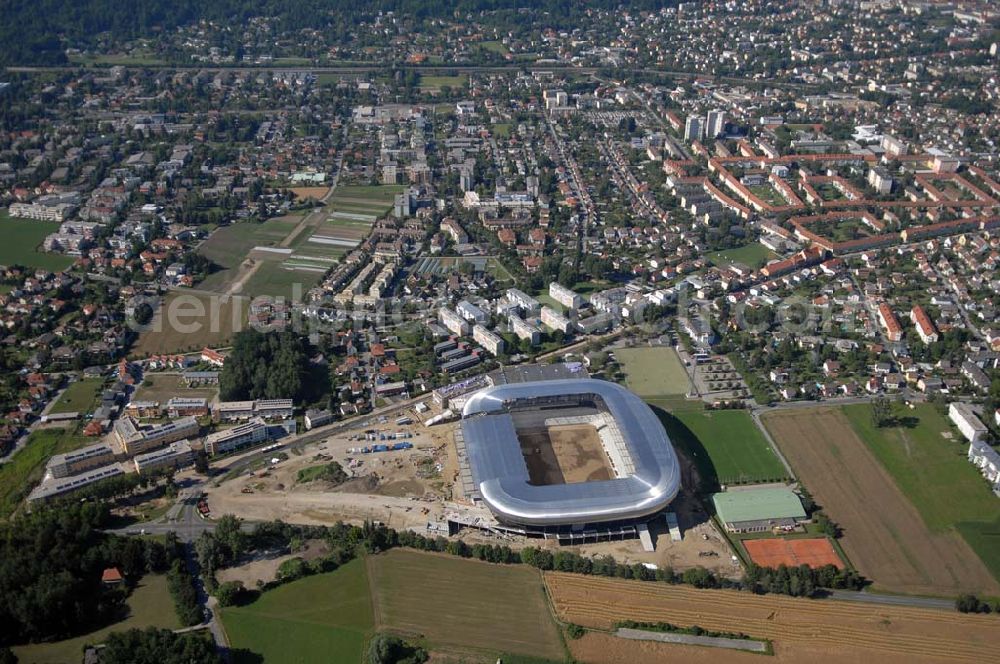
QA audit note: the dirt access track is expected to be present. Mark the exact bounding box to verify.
[762,408,999,596]
[546,572,1000,664]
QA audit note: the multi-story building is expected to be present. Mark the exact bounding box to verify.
[868,167,893,195]
[133,440,194,473]
[510,316,541,345]
[949,402,987,444]
[877,302,903,342]
[204,417,269,456]
[125,400,162,419]
[706,109,726,138]
[166,397,209,418]
[439,307,471,336]
[457,299,488,323]
[541,306,573,334]
[113,416,200,456]
[304,408,334,430]
[684,116,703,142]
[28,464,125,503]
[46,442,116,479]
[549,283,583,310]
[255,399,294,420]
[473,324,505,356]
[505,288,540,314]
[910,306,938,344]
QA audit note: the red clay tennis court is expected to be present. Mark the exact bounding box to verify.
[744,538,844,569]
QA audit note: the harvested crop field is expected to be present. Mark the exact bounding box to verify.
[744,538,843,569]
[546,572,1000,663]
[367,549,564,660]
[762,408,999,596]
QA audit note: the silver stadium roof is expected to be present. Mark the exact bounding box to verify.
[461,379,680,526]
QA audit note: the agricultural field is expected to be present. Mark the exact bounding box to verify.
[843,403,1000,584]
[763,407,1000,596]
[222,559,374,664]
[13,574,180,664]
[0,427,91,519]
[196,217,302,293]
[615,346,691,397]
[48,376,105,414]
[132,373,218,404]
[545,571,1000,663]
[133,292,248,356]
[0,212,76,271]
[239,260,324,301]
[670,409,788,485]
[367,549,565,661]
[708,243,776,269]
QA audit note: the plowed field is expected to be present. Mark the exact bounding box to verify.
[762,408,998,596]
[546,572,1000,663]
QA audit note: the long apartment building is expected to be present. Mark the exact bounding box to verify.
[549,282,583,310]
[505,288,540,314]
[877,302,903,342]
[216,399,294,422]
[46,442,116,479]
[439,307,471,336]
[541,306,573,334]
[113,416,200,456]
[204,417,269,456]
[473,324,505,356]
[28,464,125,503]
[510,315,541,345]
[133,440,194,473]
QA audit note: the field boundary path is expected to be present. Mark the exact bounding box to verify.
[616,627,768,653]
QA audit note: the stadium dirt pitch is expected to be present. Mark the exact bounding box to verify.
[546,572,1000,663]
[744,538,843,569]
[367,549,564,660]
[518,424,612,485]
[762,408,1000,596]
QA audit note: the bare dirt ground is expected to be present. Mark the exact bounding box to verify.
[289,186,331,201]
[517,424,611,485]
[763,408,999,596]
[547,572,1000,663]
[204,421,458,530]
[216,540,330,587]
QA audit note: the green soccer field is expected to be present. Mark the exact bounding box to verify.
[842,402,1000,582]
[222,559,374,664]
[616,346,691,396]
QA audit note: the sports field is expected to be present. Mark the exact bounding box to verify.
[743,538,843,570]
[13,574,180,664]
[48,377,105,414]
[0,212,75,271]
[671,409,789,485]
[367,549,564,660]
[616,346,691,396]
[546,572,1000,664]
[708,243,776,269]
[222,559,374,664]
[763,407,999,596]
[842,403,1000,584]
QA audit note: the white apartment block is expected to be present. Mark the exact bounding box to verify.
[457,299,488,323]
[133,440,194,473]
[46,442,116,479]
[205,417,269,456]
[473,324,505,356]
[541,306,572,334]
[949,402,988,444]
[505,288,540,314]
[510,315,541,345]
[549,282,583,310]
[968,440,1000,496]
[439,307,471,336]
